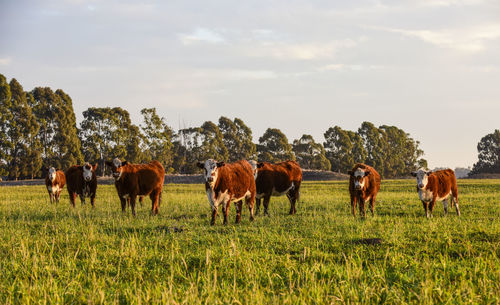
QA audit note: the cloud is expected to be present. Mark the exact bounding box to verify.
[0,57,12,66]
[248,39,359,61]
[376,24,500,52]
[179,28,226,45]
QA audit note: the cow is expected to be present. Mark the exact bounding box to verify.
[411,168,461,218]
[45,167,65,203]
[65,163,98,208]
[105,158,165,216]
[249,160,302,215]
[197,159,256,225]
[348,163,381,217]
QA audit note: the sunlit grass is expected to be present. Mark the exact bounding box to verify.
[0,180,499,304]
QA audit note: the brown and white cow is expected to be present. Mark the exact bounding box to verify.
[105,158,165,216]
[348,163,381,217]
[249,160,302,215]
[65,163,98,208]
[45,167,65,203]
[411,168,461,218]
[197,159,256,225]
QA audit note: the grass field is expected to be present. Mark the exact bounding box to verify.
[0,180,499,304]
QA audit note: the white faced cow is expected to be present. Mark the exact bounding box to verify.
[411,168,461,218]
[65,163,98,208]
[45,167,66,203]
[197,159,256,225]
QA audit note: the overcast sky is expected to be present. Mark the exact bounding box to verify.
[1,0,499,169]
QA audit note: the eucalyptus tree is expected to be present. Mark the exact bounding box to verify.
[257,128,295,163]
[0,74,12,176]
[293,134,330,170]
[471,129,500,174]
[218,116,256,161]
[140,108,174,171]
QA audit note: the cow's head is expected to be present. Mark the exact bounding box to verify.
[348,167,371,190]
[411,169,432,189]
[248,160,262,179]
[105,158,128,181]
[197,159,224,187]
[47,167,57,182]
[82,162,98,182]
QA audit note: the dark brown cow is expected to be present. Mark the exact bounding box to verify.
[197,159,256,225]
[411,168,461,218]
[105,158,165,216]
[45,167,65,203]
[65,163,98,207]
[249,160,302,215]
[348,163,381,217]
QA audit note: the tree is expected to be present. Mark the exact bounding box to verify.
[324,126,366,173]
[471,129,500,174]
[0,74,12,177]
[54,89,84,169]
[7,79,42,179]
[218,116,256,161]
[379,125,426,177]
[358,122,388,174]
[293,134,330,170]
[80,107,143,175]
[24,92,43,179]
[257,128,295,162]
[200,121,228,162]
[140,108,174,171]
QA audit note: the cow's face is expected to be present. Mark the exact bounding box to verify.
[348,168,371,190]
[411,169,432,189]
[48,167,57,181]
[83,163,97,182]
[197,159,224,187]
[248,160,259,179]
[105,158,127,181]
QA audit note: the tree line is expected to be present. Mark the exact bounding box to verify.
[1,74,497,179]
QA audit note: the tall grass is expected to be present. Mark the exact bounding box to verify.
[0,180,498,304]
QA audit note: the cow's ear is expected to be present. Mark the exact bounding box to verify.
[216,161,225,167]
[257,162,264,168]
[197,161,205,169]
[347,170,353,176]
[426,171,432,175]
[92,163,98,171]
[122,161,128,166]
[364,170,371,176]
[105,160,113,167]
[411,171,417,177]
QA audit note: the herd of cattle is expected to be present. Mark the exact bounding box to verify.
[44,159,461,224]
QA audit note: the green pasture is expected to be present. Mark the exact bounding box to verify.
[0,180,499,304]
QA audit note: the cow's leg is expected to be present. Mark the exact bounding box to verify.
[120,198,127,212]
[452,195,461,216]
[287,193,296,215]
[358,195,366,217]
[428,199,436,218]
[351,195,357,217]
[56,191,61,203]
[130,196,137,216]
[139,196,144,207]
[90,193,95,208]
[255,198,261,215]
[263,195,271,216]
[235,200,243,224]
[248,195,255,222]
[442,199,449,215]
[69,192,76,207]
[79,194,86,206]
[222,200,230,225]
[211,206,218,225]
[150,190,160,215]
[422,200,429,218]
[369,195,376,216]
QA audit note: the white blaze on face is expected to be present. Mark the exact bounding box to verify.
[202,159,219,187]
[48,167,56,182]
[112,158,123,180]
[83,164,93,182]
[414,169,429,189]
[353,168,366,189]
[248,160,258,180]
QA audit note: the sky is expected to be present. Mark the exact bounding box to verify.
[1,0,499,169]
